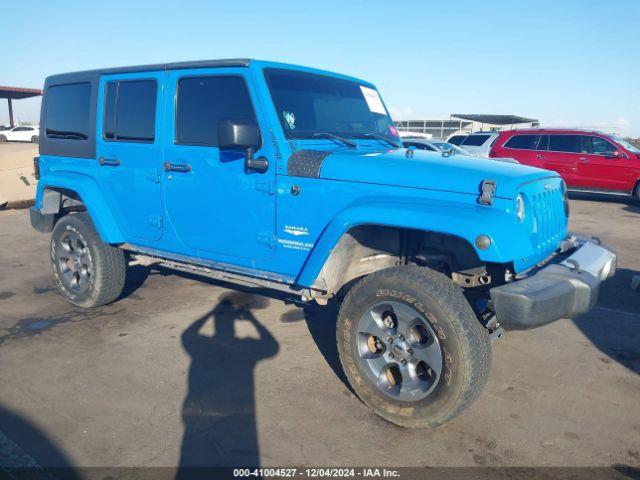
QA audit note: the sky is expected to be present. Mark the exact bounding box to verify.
[2,0,639,136]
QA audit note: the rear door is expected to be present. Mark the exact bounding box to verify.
[536,134,580,186]
[576,135,635,192]
[162,69,276,262]
[498,133,541,165]
[96,73,165,242]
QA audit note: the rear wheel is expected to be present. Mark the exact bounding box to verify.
[31,135,39,144]
[634,182,640,202]
[337,266,491,428]
[51,212,126,308]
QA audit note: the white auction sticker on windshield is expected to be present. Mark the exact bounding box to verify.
[360,86,386,115]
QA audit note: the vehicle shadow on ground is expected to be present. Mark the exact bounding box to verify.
[572,267,640,377]
[569,192,640,214]
[176,291,279,476]
[0,403,81,480]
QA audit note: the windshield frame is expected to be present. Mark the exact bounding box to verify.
[263,67,397,142]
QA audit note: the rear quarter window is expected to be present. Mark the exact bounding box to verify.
[461,134,491,146]
[40,77,98,159]
[44,83,91,140]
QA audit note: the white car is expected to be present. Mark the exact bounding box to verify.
[455,131,500,157]
[402,137,518,163]
[0,125,40,143]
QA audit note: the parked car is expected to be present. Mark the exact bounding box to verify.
[457,131,500,157]
[489,129,640,200]
[403,137,518,163]
[0,125,40,143]
[30,59,616,428]
[0,125,13,131]
[446,133,468,146]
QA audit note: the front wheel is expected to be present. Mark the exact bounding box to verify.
[51,212,126,308]
[337,266,491,428]
[0,135,6,142]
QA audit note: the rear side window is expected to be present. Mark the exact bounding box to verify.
[103,80,157,142]
[448,135,467,146]
[176,76,256,146]
[548,135,581,153]
[504,134,541,150]
[461,134,491,146]
[45,82,91,140]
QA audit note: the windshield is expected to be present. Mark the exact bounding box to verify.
[265,68,397,142]
[612,135,640,154]
[431,141,469,155]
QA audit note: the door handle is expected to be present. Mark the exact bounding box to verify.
[99,157,120,167]
[535,154,544,159]
[163,162,192,173]
[579,157,589,163]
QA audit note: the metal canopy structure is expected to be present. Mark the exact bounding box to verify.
[0,86,42,127]
[451,114,538,126]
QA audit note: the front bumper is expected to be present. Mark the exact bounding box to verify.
[490,236,616,330]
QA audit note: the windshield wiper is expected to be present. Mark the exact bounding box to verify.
[313,132,357,148]
[363,133,399,148]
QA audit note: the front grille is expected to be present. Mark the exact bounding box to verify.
[529,186,566,254]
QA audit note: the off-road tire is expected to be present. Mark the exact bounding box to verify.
[337,265,491,428]
[31,135,39,144]
[51,212,126,308]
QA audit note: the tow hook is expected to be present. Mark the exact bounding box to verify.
[485,312,505,342]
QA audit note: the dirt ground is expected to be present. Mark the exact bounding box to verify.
[0,196,638,475]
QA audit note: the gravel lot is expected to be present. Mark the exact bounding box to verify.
[0,196,638,474]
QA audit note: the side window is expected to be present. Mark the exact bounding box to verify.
[461,134,491,147]
[592,137,618,156]
[537,135,549,151]
[103,80,156,142]
[548,135,581,153]
[176,76,257,146]
[504,134,540,150]
[44,82,92,140]
[580,135,593,154]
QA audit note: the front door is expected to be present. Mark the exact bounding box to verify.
[576,135,634,192]
[96,73,165,242]
[162,69,276,262]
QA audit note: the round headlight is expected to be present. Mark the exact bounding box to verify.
[516,194,525,222]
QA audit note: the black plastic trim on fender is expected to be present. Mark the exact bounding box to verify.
[29,207,55,233]
[490,264,601,330]
[287,149,332,178]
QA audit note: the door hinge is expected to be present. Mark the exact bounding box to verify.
[257,231,276,249]
[148,215,162,229]
[255,180,274,196]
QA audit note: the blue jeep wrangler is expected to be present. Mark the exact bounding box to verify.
[30,59,616,427]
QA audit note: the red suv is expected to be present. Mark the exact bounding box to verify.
[490,129,640,200]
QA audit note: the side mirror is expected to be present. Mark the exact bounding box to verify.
[603,150,626,159]
[218,119,268,173]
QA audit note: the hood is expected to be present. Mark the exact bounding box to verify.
[318,148,557,199]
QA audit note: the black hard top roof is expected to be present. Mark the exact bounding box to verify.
[46,58,252,84]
